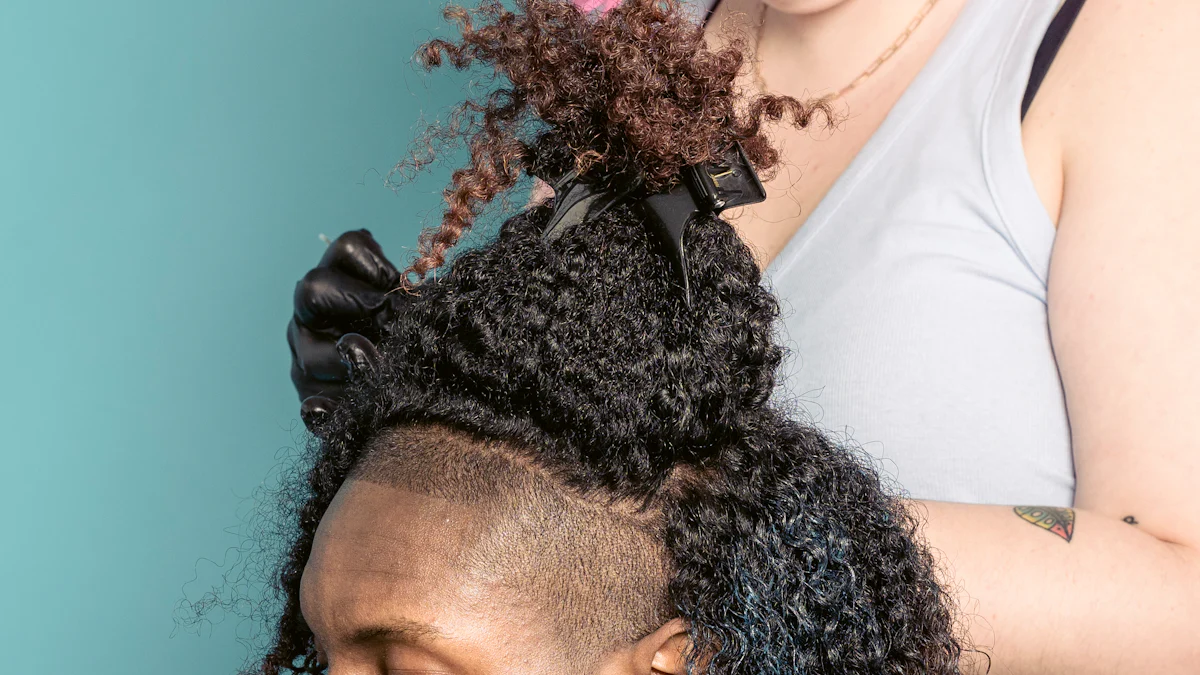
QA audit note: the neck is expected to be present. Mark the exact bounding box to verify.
[752,0,961,98]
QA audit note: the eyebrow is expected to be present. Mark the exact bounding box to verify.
[344,619,445,647]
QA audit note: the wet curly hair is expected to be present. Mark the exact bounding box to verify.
[255,0,964,673]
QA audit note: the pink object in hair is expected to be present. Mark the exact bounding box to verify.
[573,0,624,13]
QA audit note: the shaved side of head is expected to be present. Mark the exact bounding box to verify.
[348,424,675,664]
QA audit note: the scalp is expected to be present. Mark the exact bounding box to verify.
[350,424,675,658]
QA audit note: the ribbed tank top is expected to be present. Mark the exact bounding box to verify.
[696,0,1075,506]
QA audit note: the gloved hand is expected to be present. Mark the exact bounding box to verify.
[288,229,398,428]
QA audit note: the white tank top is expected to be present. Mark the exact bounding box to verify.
[758,0,1070,504]
[695,0,1075,506]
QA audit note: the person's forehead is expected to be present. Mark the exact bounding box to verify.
[299,480,562,673]
[301,481,486,635]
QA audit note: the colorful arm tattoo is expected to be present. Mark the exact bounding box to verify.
[1013,506,1075,542]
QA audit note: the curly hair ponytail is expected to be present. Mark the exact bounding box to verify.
[397,0,830,282]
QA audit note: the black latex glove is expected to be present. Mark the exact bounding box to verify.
[288,229,398,428]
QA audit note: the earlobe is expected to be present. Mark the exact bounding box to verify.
[644,619,691,675]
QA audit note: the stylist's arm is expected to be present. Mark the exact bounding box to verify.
[918,3,1200,672]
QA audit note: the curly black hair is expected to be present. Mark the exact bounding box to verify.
[252,1,964,672]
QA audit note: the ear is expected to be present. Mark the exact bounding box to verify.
[638,618,691,675]
[592,618,693,675]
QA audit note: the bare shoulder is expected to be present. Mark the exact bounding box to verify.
[1043,0,1200,297]
[1026,0,1200,232]
[1019,0,1200,224]
[1041,0,1200,154]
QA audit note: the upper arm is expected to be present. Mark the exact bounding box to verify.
[1047,0,1200,547]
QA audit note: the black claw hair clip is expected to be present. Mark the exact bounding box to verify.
[541,141,767,306]
[541,168,644,242]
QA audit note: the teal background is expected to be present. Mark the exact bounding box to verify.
[0,2,477,671]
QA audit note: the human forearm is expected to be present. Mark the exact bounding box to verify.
[916,500,1200,675]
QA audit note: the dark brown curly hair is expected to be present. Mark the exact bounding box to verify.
[400,0,830,280]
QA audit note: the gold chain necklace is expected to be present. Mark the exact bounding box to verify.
[753,0,942,100]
